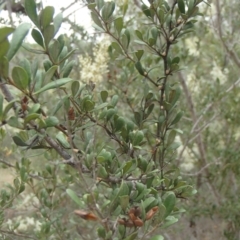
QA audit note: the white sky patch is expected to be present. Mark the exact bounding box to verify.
[0,0,151,41]
[43,0,93,35]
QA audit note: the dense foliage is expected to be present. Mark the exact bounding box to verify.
[1,0,240,239]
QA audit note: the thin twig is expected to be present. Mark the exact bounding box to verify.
[182,161,220,176]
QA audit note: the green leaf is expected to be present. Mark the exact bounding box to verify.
[171,111,183,125]
[24,113,40,124]
[122,28,130,49]
[83,100,95,112]
[43,59,52,72]
[111,95,119,107]
[172,56,180,64]
[115,117,125,131]
[31,29,44,48]
[62,60,75,78]
[150,235,164,240]
[12,136,28,146]
[43,25,55,46]
[0,57,9,78]
[143,197,157,211]
[33,70,43,92]
[101,2,115,21]
[7,23,31,61]
[45,116,59,127]
[25,0,39,27]
[151,27,158,40]
[168,142,181,150]
[114,17,123,36]
[59,49,76,64]
[40,6,55,29]
[123,231,138,240]
[101,90,108,102]
[88,3,97,10]
[91,12,104,30]
[71,81,80,97]
[0,40,10,60]
[38,118,47,129]
[161,216,178,228]
[167,130,176,146]
[28,103,41,114]
[2,100,17,121]
[56,132,70,149]
[187,0,195,15]
[132,131,144,146]
[66,189,83,207]
[48,40,61,63]
[134,40,147,46]
[170,63,179,72]
[19,58,31,81]
[0,27,14,43]
[118,181,129,196]
[8,116,23,129]
[121,0,128,15]
[163,192,176,217]
[135,61,146,76]
[44,65,58,83]
[53,13,63,36]
[142,4,154,18]
[33,78,72,94]
[119,195,129,211]
[106,108,117,121]
[177,0,185,14]
[135,30,143,40]
[12,66,29,90]
[134,111,142,127]
[135,50,144,61]
[97,165,108,178]
[146,103,154,119]
[111,42,123,55]
[97,227,106,239]
[158,8,165,25]
[95,0,104,10]
[0,94,3,117]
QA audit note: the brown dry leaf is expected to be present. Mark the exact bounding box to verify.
[118,218,134,228]
[128,206,141,217]
[128,212,137,222]
[146,206,159,220]
[74,210,98,221]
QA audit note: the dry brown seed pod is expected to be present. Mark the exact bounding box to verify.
[133,217,144,227]
[68,107,75,120]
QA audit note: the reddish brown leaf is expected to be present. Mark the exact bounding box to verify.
[74,210,98,221]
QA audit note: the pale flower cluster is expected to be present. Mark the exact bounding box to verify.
[6,216,41,233]
[176,137,198,172]
[210,61,229,83]
[15,193,40,209]
[79,40,110,85]
[185,37,200,56]
[5,193,41,233]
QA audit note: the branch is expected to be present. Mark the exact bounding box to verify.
[0,79,73,162]
[182,160,220,176]
[0,79,18,111]
[178,72,208,169]
[215,0,240,68]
